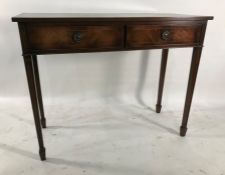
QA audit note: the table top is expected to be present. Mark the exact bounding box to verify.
[12,13,213,22]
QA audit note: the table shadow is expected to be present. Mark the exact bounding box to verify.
[0,142,149,175]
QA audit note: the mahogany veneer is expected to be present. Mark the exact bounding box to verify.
[12,13,213,161]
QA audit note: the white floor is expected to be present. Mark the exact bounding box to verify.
[0,98,225,175]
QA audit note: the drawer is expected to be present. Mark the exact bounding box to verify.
[126,24,202,48]
[25,24,124,52]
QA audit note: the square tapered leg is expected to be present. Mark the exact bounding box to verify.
[23,55,46,160]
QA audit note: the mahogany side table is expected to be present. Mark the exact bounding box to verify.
[12,13,213,160]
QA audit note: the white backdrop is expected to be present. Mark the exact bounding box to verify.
[0,0,225,110]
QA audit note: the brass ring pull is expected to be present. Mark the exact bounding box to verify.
[73,32,84,43]
[161,30,170,40]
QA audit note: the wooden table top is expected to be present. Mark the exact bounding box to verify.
[12,13,213,22]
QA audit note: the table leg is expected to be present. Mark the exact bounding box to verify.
[156,49,168,113]
[23,55,46,160]
[180,47,203,136]
[32,55,46,128]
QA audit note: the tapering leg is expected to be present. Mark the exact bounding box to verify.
[156,49,168,113]
[180,47,203,136]
[32,55,46,128]
[23,55,46,160]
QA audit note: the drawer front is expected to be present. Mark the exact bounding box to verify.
[126,24,202,48]
[25,24,124,52]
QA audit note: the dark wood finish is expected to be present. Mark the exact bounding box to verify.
[126,24,201,49]
[23,55,46,160]
[25,24,124,53]
[32,55,46,128]
[180,47,203,136]
[180,21,208,136]
[156,49,168,113]
[17,21,206,55]
[12,13,213,22]
[12,13,213,161]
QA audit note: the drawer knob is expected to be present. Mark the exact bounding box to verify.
[161,30,170,40]
[73,32,84,43]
